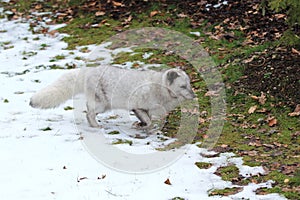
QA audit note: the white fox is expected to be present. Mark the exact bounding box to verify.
[30,66,196,129]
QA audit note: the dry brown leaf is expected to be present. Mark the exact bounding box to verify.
[126,15,133,22]
[248,105,257,114]
[292,48,300,55]
[95,11,105,16]
[35,4,43,10]
[257,108,267,113]
[48,30,58,37]
[164,178,172,185]
[77,177,88,182]
[243,55,257,64]
[204,90,219,97]
[268,117,277,127]
[258,92,266,105]
[274,14,286,19]
[150,11,159,17]
[98,174,106,179]
[288,111,300,117]
[295,104,300,112]
[177,13,188,18]
[112,1,124,7]
[199,117,206,124]
[288,104,300,117]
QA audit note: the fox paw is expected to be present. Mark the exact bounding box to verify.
[132,121,150,130]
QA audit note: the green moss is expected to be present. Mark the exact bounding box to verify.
[112,139,133,146]
[108,131,120,135]
[209,187,243,196]
[171,197,185,200]
[195,162,213,169]
[59,17,121,49]
[64,106,74,111]
[40,127,52,131]
[216,165,240,182]
[50,54,66,62]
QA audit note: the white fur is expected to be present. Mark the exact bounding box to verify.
[30,66,195,128]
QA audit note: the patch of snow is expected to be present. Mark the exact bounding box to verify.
[206,1,229,11]
[190,32,201,37]
[143,52,153,59]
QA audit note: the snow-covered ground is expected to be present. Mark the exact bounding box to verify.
[0,9,287,200]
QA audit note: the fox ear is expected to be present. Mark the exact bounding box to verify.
[166,70,179,85]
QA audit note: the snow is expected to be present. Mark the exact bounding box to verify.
[190,32,201,37]
[206,1,229,11]
[0,9,287,200]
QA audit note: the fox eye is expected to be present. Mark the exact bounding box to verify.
[180,85,187,89]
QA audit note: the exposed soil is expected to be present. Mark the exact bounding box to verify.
[237,47,300,106]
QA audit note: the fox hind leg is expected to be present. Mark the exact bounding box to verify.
[86,99,107,128]
[132,109,152,129]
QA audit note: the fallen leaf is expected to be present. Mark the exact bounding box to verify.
[292,131,300,139]
[150,11,159,17]
[268,117,277,127]
[35,4,42,10]
[243,55,257,64]
[48,30,58,37]
[204,90,219,97]
[292,48,300,55]
[95,11,105,16]
[284,178,289,183]
[258,92,266,105]
[98,174,106,179]
[126,15,132,22]
[288,104,300,117]
[249,140,262,147]
[240,150,258,156]
[248,105,257,114]
[256,108,267,113]
[177,13,188,18]
[202,134,209,139]
[164,178,172,185]
[288,111,300,117]
[274,14,286,19]
[199,117,206,123]
[263,143,275,148]
[77,177,88,182]
[112,1,124,7]
[294,104,300,112]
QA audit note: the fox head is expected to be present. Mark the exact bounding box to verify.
[163,68,196,100]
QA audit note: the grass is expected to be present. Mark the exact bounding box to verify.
[208,187,243,196]
[215,165,240,182]
[195,162,213,169]
[112,139,133,146]
[59,16,121,49]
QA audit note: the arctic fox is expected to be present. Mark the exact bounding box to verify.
[30,66,196,129]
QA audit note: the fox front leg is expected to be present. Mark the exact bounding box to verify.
[132,109,152,129]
